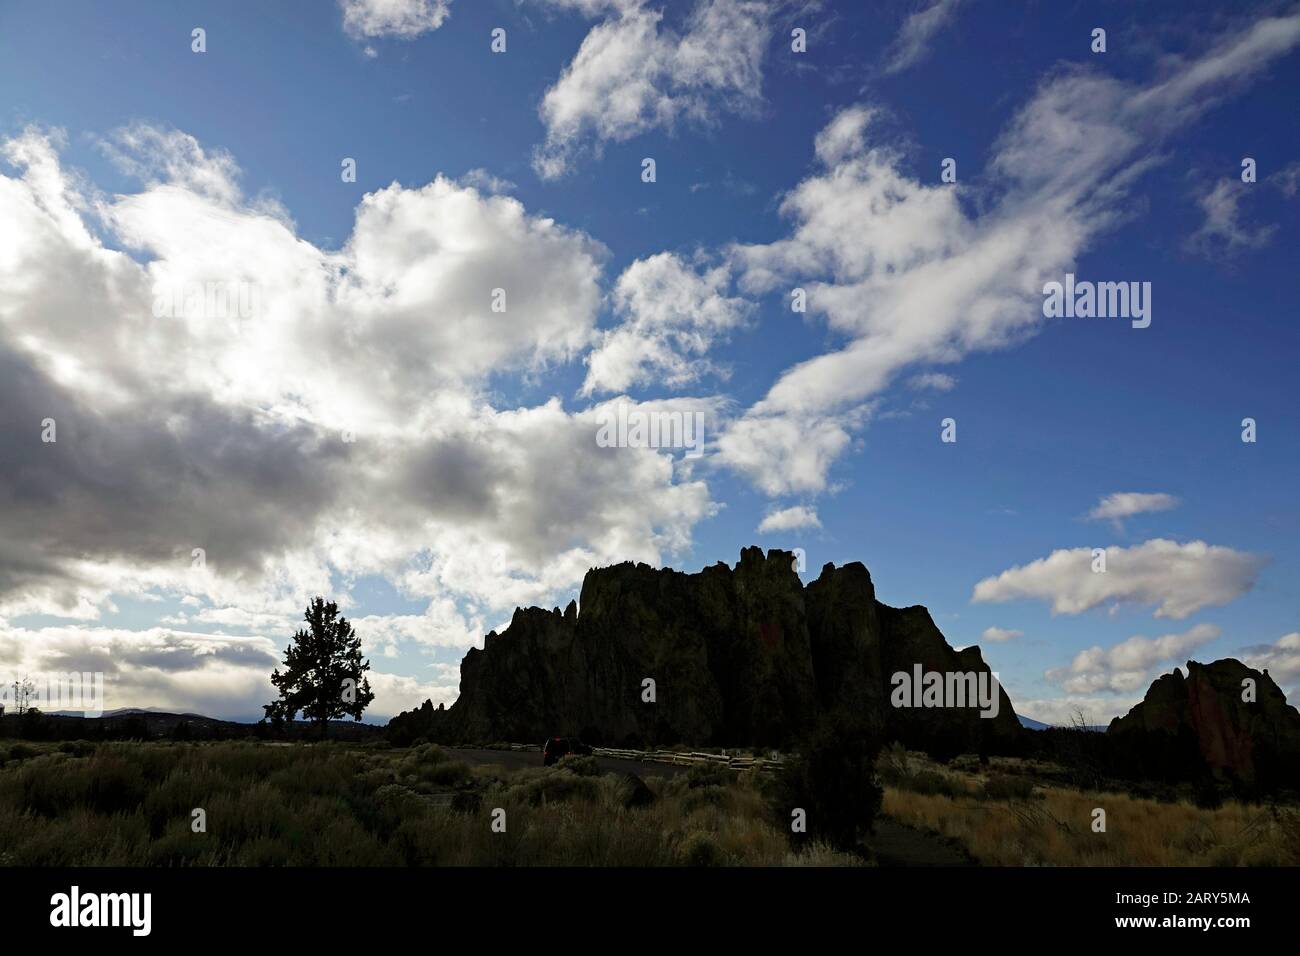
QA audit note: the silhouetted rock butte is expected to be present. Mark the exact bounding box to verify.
[393,548,1019,753]
[1108,659,1300,788]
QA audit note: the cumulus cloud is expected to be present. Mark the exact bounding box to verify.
[1240,632,1300,691]
[715,403,872,496]
[340,0,453,40]
[756,505,821,533]
[718,13,1300,496]
[981,626,1022,643]
[884,0,964,75]
[1045,622,1221,694]
[1087,491,1180,525]
[971,539,1266,620]
[531,0,775,178]
[581,252,751,395]
[0,124,718,652]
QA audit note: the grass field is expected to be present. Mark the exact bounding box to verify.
[878,748,1300,866]
[0,739,1294,866]
[0,740,859,866]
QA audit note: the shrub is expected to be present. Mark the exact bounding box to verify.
[555,754,600,777]
[683,762,731,789]
[680,785,729,815]
[981,773,1034,801]
[909,770,966,797]
[369,784,427,837]
[772,709,882,854]
[875,741,912,782]
[677,831,724,866]
[1194,777,1225,810]
[505,766,602,806]
[425,761,471,788]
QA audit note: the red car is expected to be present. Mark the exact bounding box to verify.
[543,736,593,766]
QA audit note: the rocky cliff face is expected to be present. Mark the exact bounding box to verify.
[1107,659,1300,789]
[394,548,1020,753]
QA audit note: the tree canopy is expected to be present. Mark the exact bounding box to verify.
[265,598,375,735]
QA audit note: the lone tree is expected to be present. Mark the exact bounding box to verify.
[265,598,375,737]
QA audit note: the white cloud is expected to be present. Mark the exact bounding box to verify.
[981,626,1022,643]
[715,403,872,496]
[1015,696,1138,728]
[98,124,245,206]
[1186,178,1275,256]
[884,0,964,75]
[720,13,1300,496]
[459,168,517,194]
[340,0,452,40]
[365,669,461,716]
[0,621,457,720]
[757,505,821,533]
[972,539,1266,620]
[581,252,751,395]
[1087,491,1180,523]
[0,624,280,718]
[908,371,957,392]
[531,0,775,178]
[0,124,717,636]
[1240,632,1300,691]
[1272,160,1300,198]
[1045,622,1221,694]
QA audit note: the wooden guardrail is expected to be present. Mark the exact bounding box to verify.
[477,742,784,771]
[590,745,783,772]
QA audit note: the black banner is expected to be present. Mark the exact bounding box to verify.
[2,866,1285,941]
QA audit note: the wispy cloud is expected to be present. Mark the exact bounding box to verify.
[719,12,1300,497]
[884,0,964,74]
[1087,492,1180,527]
[1186,178,1276,257]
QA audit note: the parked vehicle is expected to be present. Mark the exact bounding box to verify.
[542,735,593,766]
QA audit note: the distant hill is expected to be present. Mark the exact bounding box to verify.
[1018,715,1106,732]
[1,708,383,742]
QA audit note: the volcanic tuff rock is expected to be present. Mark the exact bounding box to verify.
[394,548,1020,752]
[1107,659,1300,788]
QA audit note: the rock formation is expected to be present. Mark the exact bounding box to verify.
[389,548,1020,754]
[1107,659,1300,789]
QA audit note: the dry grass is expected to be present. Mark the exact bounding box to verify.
[883,780,1299,866]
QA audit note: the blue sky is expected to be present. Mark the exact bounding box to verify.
[0,0,1297,724]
